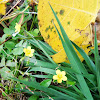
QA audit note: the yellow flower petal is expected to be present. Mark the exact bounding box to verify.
[23,48,26,52]
[56,70,61,74]
[0,3,6,15]
[23,46,35,57]
[15,23,21,32]
[53,69,67,83]
[31,49,35,53]
[62,76,67,81]
[61,71,66,76]
[53,75,58,80]
[27,46,31,50]
[29,53,33,57]
[25,53,30,56]
[57,79,62,83]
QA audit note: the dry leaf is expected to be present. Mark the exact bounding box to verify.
[38,0,100,63]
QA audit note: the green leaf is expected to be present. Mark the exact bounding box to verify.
[0,67,14,79]
[35,60,58,69]
[49,3,93,100]
[0,34,8,42]
[28,95,39,100]
[13,78,76,100]
[39,97,67,100]
[12,47,23,55]
[5,41,15,50]
[24,31,55,64]
[4,28,14,35]
[18,34,56,54]
[0,56,5,67]
[67,80,76,86]
[31,29,39,37]
[0,45,3,52]
[50,85,82,100]
[94,26,100,94]
[23,41,28,47]
[31,75,53,78]
[71,41,96,74]
[6,60,16,67]
[40,79,52,87]
[15,40,24,47]
[28,67,56,75]
[39,40,56,53]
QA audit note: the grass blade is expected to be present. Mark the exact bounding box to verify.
[50,85,84,100]
[94,26,100,94]
[24,30,55,64]
[72,41,96,74]
[28,67,56,75]
[13,78,76,100]
[49,3,93,100]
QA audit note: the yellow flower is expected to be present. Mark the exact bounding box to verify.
[0,3,6,15]
[0,0,9,15]
[23,46,35,57]
[53,70,67,83]
[15,23,21,32]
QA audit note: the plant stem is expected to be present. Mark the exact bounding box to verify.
[0,88,14,100]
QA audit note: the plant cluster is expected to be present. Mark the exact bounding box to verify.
[0,0,100,100]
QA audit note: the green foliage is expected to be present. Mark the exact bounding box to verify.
[12,47,23,55]
[40,79,52,87]
[49,3,93,100]
[4,28,14,35]
[0,67,14,79]
[5,41,15,51]
[12,4,100,100]
[0,56,5,67]
[0,0,39,99]
[28,95,39,100]
[0,1,100,100]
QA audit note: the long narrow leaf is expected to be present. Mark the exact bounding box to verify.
[28,67,56,75]
[35,60,58,69]
[71,41,96,74]
[13,78,75,100]
[94,26,100,94]
[28,60,58,69]
[49,3,93,100]
[50,85,83,99]
[24,30,55,64]
[30,75,53,78]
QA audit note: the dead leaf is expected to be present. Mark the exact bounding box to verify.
[38,0,100,63]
